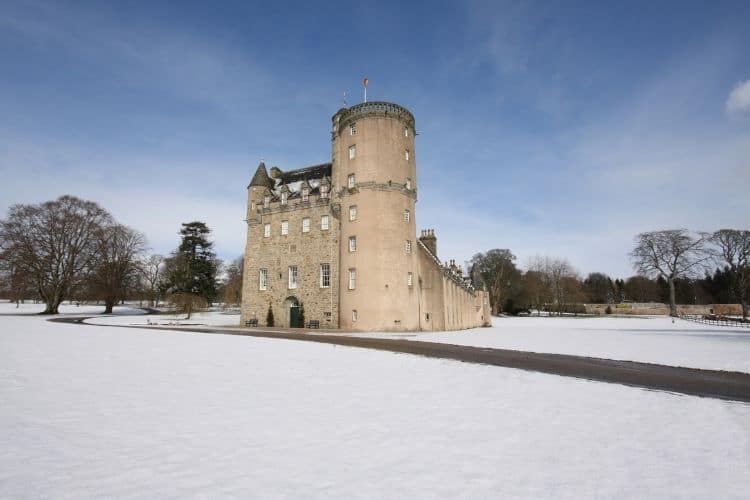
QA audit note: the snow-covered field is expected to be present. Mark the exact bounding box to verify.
[1,303,750,498]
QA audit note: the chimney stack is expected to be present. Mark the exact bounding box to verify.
[419,228,438,258]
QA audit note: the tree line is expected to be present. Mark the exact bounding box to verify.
[0,195,244,315]
[470,228,749,319]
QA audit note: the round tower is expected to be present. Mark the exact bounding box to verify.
[331,102,418,331]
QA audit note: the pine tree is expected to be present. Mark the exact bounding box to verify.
[163,221,218,303]
[266,304,275,327]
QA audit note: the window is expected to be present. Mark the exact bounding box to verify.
[407,272,413,287]
[320,184,329,199]
[348,268,357,290]
[350,123,357,136]
[321,215,330,230]
[324,311,332,321]
[352,309,358,322]
[403,209,410,222]
[251,202,256,211]
[405,240,412,254]
[263,223,271,238]
[288,266,298,289]
[405,149,410,161]
[406,178,412,190]
[320,263,330,288]
[302,187,309,202]
[349,236,357,252]
[263,196,270,208]
[349,205,357,221]
[302,218,310,233]
[281,192,288,205]
[404,126,409,137]
[347,174,356,189]
[259,269,268,290]
[281,220,289,235]
[349,145,356,159]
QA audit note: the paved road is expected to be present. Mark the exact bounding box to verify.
[51,317,750,403]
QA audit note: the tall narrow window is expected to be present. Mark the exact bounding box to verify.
[349,205,357,221]
[404,126,409,137]
[320,184,329,199]
[407,272,413,287]
[302,217,310,233]
[405,149,410,161]
[263,223,271,238]
[259,268,268,290]
[281,192,288,205]
[320,263,331,288]
[302,187,309,202]
[403,209,410,222]
[349,145,356,159]
[405,240,412,254]
[352,309,358,322]
[349,236,357,252]
[406,177,412,190]
[281,220,289,235]
[347,173,356,189]
[348,268,357,290]
[288,266,298,289]
[263,196,270,208]
[350,123,357,136]
[321,215,330,230]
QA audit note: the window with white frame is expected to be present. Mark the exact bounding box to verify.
[405,149,410,161]
[404,126,409,137]
[405,240,412,254]
[348,268,357,290]
[349,236,357,252]
[320,184,329,198]
[263,196,270,208]
[349,205,357,221]
[404,209,410,222]
[406,177,412,190]
[259,268,268,290]
[350,123,357,136]
[263,223,271,238]
[321,215,330,230]
[407,272,413,287]
[302,217,310,233]
[281,220,289,235]
[347,173,355,189]
[302,187,309,202]
[320,263,330,288]
[281,192,288,205]
[352,309,358,322]
[349,145,356,159]
[288,266,298,289]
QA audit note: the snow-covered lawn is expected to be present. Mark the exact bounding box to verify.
[1,306,749,498]
[85,309,241,327]
[371,316,750,374]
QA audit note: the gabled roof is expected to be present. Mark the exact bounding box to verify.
[248,161,274,189]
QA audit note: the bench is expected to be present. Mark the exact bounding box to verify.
[245,318,259,327]
[307,320,320,329]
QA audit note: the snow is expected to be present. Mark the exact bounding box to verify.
[360,316,750,374]
[1,305,750,498]
[84,309,241,327]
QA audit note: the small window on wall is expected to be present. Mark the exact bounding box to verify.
[349,236,357,252]
[281,192,288,205]
[349,145,356,159]
[352,309,358,322]
[407,272,413,287]
[263,223,271,238]
[259,268,268,290]
[281,220,289,235]
[302,218,310,233]
[320,263,331,288]
[405,149,410,161]
[406,178,412,190]
[405,240,412,254]
[348,268,357,290]
[347,174,356,189]
[320,184,329,198]
[404,126,409,137]
[263,196,270,208]
[321,215,330,230]
[288,266,298,289]
[350,123,357,136]
[302,188,309,202]
[349,205,357,221]
[404,209,410,222]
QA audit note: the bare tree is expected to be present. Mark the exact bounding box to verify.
[139,254,165,308]
[219,256,244,308]
[0,196,113,314]
[630,229,711,316]
[470,249,520,315]
[547,258,579,315]
[90,224,147,314]
[711,229,750,318]
[525,256,553,315]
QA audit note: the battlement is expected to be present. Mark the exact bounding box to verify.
[332,101,416,136]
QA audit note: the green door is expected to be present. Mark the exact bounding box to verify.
[290,306,302,328]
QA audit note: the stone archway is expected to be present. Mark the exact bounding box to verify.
[284,296,301,328]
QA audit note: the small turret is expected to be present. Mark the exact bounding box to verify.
[249,161,274,189]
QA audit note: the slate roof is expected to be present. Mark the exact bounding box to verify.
[278,162,332,184]
[248,162,274,189]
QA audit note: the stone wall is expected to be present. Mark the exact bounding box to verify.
[584,302,742,316]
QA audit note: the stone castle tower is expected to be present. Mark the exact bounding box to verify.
[240,100,490,332]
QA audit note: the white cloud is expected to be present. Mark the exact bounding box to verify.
[726,79,750,113]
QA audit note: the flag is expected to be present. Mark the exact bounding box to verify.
[363,77,369,88]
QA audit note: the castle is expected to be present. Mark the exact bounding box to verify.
[241,101,490,331]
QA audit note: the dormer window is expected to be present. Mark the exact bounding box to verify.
[302,187,309,202]
[281,192,288,205]
[347,174,356,189]
[350,123,357,136]
[320,184,329,199]
[263,196,270,208]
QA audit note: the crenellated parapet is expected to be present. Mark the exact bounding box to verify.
[332,101,416,137]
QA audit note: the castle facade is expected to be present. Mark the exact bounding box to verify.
[241,101,490,331]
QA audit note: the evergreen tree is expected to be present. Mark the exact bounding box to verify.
[163,221,218,303]
[266,304,275,327]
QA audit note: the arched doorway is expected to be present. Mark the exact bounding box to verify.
[284,296,302,328]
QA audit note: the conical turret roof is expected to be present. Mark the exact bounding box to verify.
[248,161,274,189]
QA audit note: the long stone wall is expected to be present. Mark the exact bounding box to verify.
[584,303,742,316]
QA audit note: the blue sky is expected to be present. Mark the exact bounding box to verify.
[1,0,749,278]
